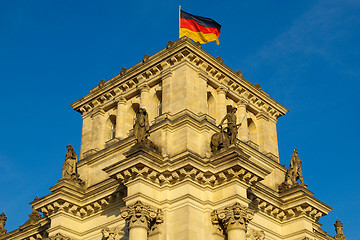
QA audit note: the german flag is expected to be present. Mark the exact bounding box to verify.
[180,10,221,45]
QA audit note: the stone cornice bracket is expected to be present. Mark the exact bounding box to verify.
[0,212,7,236]
[91,107,105,117]
[255,111,269,121]
[237,98,249,107]
[120,201,164,231]
[115,95,127,104]
[212,203,255,233]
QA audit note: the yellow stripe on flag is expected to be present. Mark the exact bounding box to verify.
[180,29,220,45]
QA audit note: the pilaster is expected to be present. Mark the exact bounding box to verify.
[256,111,279,157]
[216,86,227,125]
[115,96,127,139]
[91,107,105,151]
[80,111,92,159]
[237,99,248,142]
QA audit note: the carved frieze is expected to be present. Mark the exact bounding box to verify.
[120,201,163,231]
[115,163,260,187]
[211,203,255,233]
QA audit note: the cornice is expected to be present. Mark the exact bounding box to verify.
[70,37,288,119]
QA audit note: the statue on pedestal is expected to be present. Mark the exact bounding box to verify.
[279,148,306,191]
[132,108,160,154]
[334,219,346,240]
[134,108,150,143]
[211,105,242,152]
[61,145,85,186]
[62,145,78,179]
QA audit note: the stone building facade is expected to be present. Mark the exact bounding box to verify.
[0,37,345,240]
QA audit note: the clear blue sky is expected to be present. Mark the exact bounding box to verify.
[1,0,359,238]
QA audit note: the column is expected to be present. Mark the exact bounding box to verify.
[237,99,248,142]
[121,201,163,240]
[91,108,105,151]
[216,86,227,125]
[139,84,150,110]
[212,203,254,240]
[161,69,172,114]
[115,96,127,139]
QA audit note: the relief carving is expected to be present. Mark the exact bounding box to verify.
[49,233,71,240]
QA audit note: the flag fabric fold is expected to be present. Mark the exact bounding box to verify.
[180,10,221,45]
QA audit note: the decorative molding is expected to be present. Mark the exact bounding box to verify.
[211,203,254,233]
[102,226,125,240]
[39,190,125,219]
[115,163,261,187]
[120,201,163,231]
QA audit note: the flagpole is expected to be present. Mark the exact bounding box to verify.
[179,5,181,39]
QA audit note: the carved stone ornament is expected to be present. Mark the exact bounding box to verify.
[211,203,255,233]
[120,201,164,231]
[102,226,124,240]
[49,233,71,240]
[278,148,306,191]
[247,228,265,240]
[0,212,7,236]
[142,54,150,63]
[98,79,106,87]
[334,219,346,240]
[120,67,127,75]
[166,40,174,49]
[24,206,41,225]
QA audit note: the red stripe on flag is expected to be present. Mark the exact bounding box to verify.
[180,18,220,37]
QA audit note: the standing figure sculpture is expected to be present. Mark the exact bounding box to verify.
[211,105,243,152]
[62,145,78,179]
[133,108,150,143]
[279,148,305,191]
[219,105,241,145]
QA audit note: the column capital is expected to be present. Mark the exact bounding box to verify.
[256,111,269,121]
[138,84,150,93]
[120,201,164,231]
[115,95,127,104]
[237,98,249,107]
[212,203,254,233]
[217,86,228,95]
[92,107,105,117]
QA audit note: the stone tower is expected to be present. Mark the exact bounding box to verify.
[0,37,343,240]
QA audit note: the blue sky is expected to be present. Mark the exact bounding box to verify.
[0,0,359,238]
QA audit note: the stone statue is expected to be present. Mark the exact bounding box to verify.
[134,108,150,143]
[334,219,346,240]
[62,145,78,179]
[131,107,160,154]
[211,105,242,152]
[219,105,240,145]
[0,212,7,236]
[279,148,306,191]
